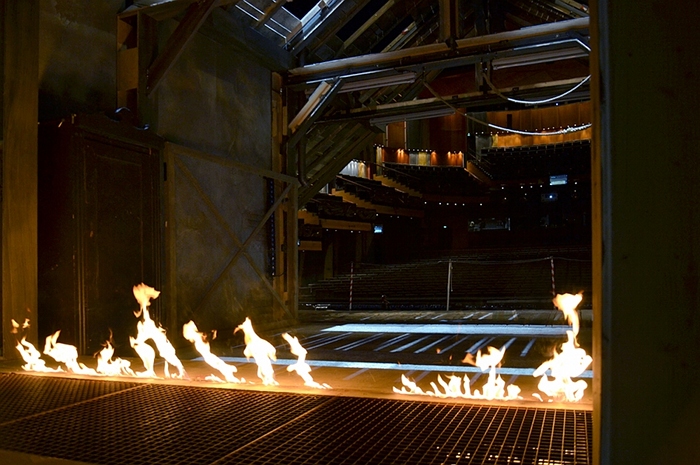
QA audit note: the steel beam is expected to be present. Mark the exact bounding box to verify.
[288,17,589,82]
[146,0,218,96]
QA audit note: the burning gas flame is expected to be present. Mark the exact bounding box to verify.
[394,346,521,400]
[282,333,330,389]
[130,283,186,379]
[183,320,243,383]
[235,318,278,385]
[533,292,592,402]
[44,331,97,375]
[95,341,135,377]
[12,319,60,372]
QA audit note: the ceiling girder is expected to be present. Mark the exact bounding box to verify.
[287,17,588,83]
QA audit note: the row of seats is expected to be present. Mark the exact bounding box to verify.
[382,163,486,196]
[335,175,424,209]
[474,141,591,181]
[304,193,377,222]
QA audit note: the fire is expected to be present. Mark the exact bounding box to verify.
[95,341,135,377]
[183,320,243,383]
[235,318,278,385]
[394,346,521,400]
[282,333,331,389]
[130,283,186,379]
[44,331,97,375]
[533,292,592,402]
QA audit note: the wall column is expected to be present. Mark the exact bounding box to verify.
[1,0,39,357]
[591,1,700,463]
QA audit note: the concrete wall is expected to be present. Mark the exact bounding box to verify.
[592,1,700,463]
[35,3,276,340]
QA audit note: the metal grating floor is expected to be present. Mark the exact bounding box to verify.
[0,373,591,465]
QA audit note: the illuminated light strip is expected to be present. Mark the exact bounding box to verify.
[422,81,592,136]
[466,336,494,353]
[304,332,353,350]
[520,338,537,357]
[414,335,451,353]
[390,335,432,353]
[501,337,517,352]
[373,333,411,351]
[322,323,571,336]
[440,336,473,353]
[485,74,592,105]
[478,312,494,320]
[430,313,447,320]
[509,313,518,321]
[463,313,475,319]
[335,333,384,351]
[206,357,593,378]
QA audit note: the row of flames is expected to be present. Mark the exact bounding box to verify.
[11,284,591,402]
[13,284,330,390]
[393,292,592,402]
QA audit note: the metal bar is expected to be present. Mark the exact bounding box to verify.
[254,0,287,29]
[288,79,342,147]
[173,158,291,315]
[340,0,395,53]
[288,17,589,81]
[168,142,299,185]
[192,181,293,314]
[146,0,218,95]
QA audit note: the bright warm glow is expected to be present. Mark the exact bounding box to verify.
[130,283,186,379]
[533,292,592,402]
[235,318,278,385]
[96,341,135,376]
[183,320,243,383]
[44,331,97,375]
[282,333,330,389]
[394,346,521,400]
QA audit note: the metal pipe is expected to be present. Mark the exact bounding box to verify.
[288,17,589,80]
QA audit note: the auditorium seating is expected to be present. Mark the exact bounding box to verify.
[472,140,591,182]
[381,163,487,196]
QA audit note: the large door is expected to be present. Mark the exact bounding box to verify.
[39,113,163,356]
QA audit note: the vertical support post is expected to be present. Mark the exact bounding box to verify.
[349,262,353,310]
[446,259,453,311]
[1,0,39,357]
[286,183,299,320]
[592,1,700,463]
[137,11,157,126]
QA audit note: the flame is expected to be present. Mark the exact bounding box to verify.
[533,292,592,402]
[394,346,521,400]
[235,318,278,385]
[282,333,331,389]
[183,320,243,383]
[130,283,186,379]
[16,336,61,372]
[43,331,97,375]
[95,341,135,377]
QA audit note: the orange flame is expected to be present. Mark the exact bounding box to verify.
[43,331,97,375]
[282,333,331,389]
[235,318,278,385]
[533,292,592,402]
[183,320,243,383]
[394,346,521,400]
[130,283,186,379]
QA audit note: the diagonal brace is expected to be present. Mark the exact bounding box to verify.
[147,0,218,95]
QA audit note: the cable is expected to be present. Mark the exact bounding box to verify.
[484,74,591,105]
[422,81,591,136]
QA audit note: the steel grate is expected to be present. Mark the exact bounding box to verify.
[223,397,592,465]
[0,372,141,423]
[0,374,591,465]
